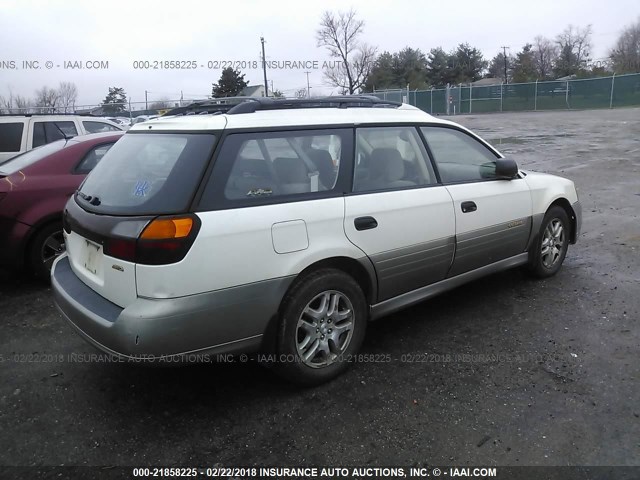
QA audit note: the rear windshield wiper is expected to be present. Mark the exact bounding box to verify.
[77,191,101,206]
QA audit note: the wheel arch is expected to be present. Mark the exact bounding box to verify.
[23,214,63,267]
[548,197,578,244]
[259,255,377,355]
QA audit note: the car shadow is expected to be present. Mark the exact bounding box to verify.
[71,266,547,420]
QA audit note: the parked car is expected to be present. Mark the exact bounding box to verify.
[51,97,581,385]
[0,115,123,164]
[0,131,124,279]
[131,115,160,125]
[106,117,132,129]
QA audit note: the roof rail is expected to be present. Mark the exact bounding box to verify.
[164,96,262,116]
[0,112,105,117]
[226,96,401,114]
[164,95,401,116]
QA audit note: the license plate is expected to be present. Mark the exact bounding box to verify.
[83,240,102,275]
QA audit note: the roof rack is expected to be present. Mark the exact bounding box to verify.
[227,96,401,114]
[164,95,401,117]
[0,112,105,117]
[163,97,259,116]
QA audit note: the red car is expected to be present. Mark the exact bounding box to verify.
[0,132,124,279]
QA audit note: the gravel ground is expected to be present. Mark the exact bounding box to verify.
[0,107,638,469]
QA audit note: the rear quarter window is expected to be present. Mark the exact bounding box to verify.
[78,133,216,215]
[0,122,25,152]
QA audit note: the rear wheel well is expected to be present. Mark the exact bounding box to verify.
[260,256,376,355]
[548,198,577,243]
[293,257,375,304]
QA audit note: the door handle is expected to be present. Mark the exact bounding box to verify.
[461,201,477,213]
[354,216,378,231]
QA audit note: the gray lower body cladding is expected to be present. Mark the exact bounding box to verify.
[370,237,456,302]
[448,217,532,277]
[52,255,294,359]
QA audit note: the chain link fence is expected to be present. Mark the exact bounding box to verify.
[373,73,640,115]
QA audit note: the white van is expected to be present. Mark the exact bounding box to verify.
[0,115,123,164]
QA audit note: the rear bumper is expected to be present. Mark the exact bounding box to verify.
[51,255,293,361]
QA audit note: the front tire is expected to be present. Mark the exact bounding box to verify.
[528,206,570,278]
[276,269,367,386]
[28,222,65,281]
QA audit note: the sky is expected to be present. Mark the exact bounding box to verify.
[0,0,637,108]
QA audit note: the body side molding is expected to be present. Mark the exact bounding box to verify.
[370,253,529,320]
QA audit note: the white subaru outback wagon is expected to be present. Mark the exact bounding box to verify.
[51,96,581,385]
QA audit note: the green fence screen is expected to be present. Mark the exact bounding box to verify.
[373,73,640,115]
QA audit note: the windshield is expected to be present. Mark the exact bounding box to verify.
[77,133,216,215]
[0,140,66,175]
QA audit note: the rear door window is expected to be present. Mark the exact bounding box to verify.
[77,133,216,215]
[0,122,25,152]
[32,121,78,148]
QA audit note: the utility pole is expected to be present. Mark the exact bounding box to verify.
[304,71,311,98]
[145,90,148,110]
[501,46,510,84]
[261,37,269,97]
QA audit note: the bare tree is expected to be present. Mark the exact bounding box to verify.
[58,82,78,113]
[34,86,59,113]
[0,89,33,113]
[610,17,640,73]
[554,25,593,76]
[316,9,377,94]
[0,93,14,114]
[532,36,558,79]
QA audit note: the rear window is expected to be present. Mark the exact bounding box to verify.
[77,133,216,215]
[0,140,66,175]
[0,122,25,152]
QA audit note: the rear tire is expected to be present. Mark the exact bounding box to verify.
[527,206,570,278]
[276,268,367,386]
[28,222,65,281]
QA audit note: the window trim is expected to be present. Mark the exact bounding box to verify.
[194,127,354,212]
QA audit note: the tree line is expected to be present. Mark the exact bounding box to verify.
[211,13,639,98]
[327,12,640,92]
[0,82,78,114]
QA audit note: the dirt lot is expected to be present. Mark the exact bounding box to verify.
[0,108,639,468]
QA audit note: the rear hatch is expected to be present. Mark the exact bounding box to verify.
[65,132,217,308]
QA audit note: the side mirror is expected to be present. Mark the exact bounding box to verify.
[495,157,518,179]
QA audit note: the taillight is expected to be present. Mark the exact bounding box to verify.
[104,215,200,265]
[140,217,194,240]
